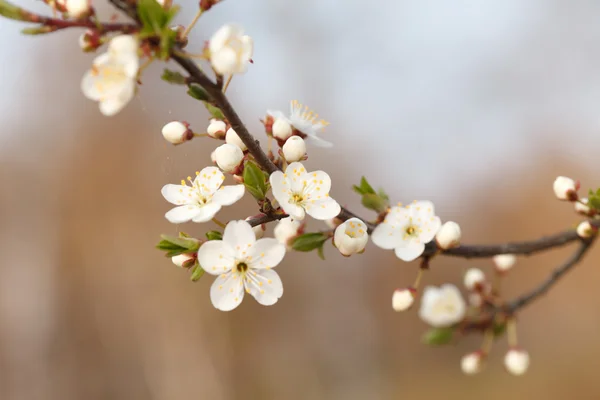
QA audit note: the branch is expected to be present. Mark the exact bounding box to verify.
[246,213,288,227]
[26,12,137,33]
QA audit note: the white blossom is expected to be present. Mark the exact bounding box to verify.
[197,220,286,311]
[419,284,466,327]
[371,201,442,262]
[272,118,293,141]
[267,100,332,147]
[504,348,530,376]
[282,136,307,162]
[161,166,244,223]
[270,162,341,221]
[273,217,302,247]
[463,268,486,291]
[392,288,416,312]
[333,218,369,256]
[214,143,244,173]
[493,254,517,272]
[553,176,579,201]
[225,127,247,151]
[64,0,90,18]
[209,24,253,76]
[162,121,192,145]
[207,119,227,139]
[435,221,461,250]
[576,220,596,239]
[171,253,195,268]
[81,35,138,116]
[461,351,485,375]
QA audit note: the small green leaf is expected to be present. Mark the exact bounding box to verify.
[492,322,507,337]
[137,0,177,34]
[317,245,326,260]
[21,25,56,35]
[162,68,187,85]
[205,103,225,119]
[158,27,177,60]
[187,84,210,101]
[205,231,223,241]
[352,176,376,195]
[0,0,30,21]
[190,263,205,281]
[291,233,330,252]
[361,193,388,213]
[157,234,200,256]
[422,327,455,346]
[243,161,268,200]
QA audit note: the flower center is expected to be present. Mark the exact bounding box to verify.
[291,193,304,204]
[236,262,248,273]
[406,226,416,235]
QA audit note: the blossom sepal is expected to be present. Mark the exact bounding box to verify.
[422,326,455,346]
[205,230,223,241]
[162,69,188,85]
[157,234,201,257]
[189,262,206,281]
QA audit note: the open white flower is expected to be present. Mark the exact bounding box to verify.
[334,218,369,256]
[371,201,442,262]
[209,24,253,76]
[197,220,286,311]
[81,35,139,116]
[419,284,466,327]
[267,100,332,147]
[269,162,340,221]
[161,166,244,223]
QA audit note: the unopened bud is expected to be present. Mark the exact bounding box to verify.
[207,119,227,139]
[274,217,302,247]
[282,136,307,162]
[214,143,244,173]
[435,221,461,250]
[463,268,486,291]
[246,217,266,239]
[553,176,579,201]
[225,127,247,151]
[272,118,292,141]
[504,348,530,376]
[171,253,195,268]
[65,0,91,18]
[78,29,100,52]
[576,220,596,239]
[162,121,193,145]
[325,217,342,229]
[392,287,416,311]
[461,351,485,375]
[575,198,596,217]
[333,217,368,256]
[493,254,516,273]
[210,150,217,164]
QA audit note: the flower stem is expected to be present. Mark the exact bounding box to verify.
[212,218,226,228]
[507,318,518,347]
[193,132,209,137]
[222,75,233,93]
[481,328,494,354]
[413,268,424,289]
[181,9,203,39]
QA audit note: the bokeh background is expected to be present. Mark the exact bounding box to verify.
[1,0,600,399]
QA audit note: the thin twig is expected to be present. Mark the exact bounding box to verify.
[246,213,288,227]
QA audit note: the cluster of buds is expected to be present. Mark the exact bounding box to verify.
[553,176,598,239]
[461,345,530,376]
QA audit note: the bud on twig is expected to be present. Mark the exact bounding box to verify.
[463,268,486,291]
[225,127,247,151]
[576,220,597,239]
[171,253,196,268]
[461,351,485,375]
[392,287,416,311]
[207,119,227,139]
[493,254,516,273]
[435,221,461,250]
[214,143,244,172]
[162,121,193,144]
[282,136,307,162]
[272,118,292,141]
[553,176,579,201]
[504,348,530,376]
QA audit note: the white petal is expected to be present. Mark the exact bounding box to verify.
[194,166,224,196]
[99,98,127,116]
[222,220,256,251]
[165,205,201,224]
[303,170,332,195]
[419,216,442,243]
[211,48,238,75]
[191,203,222,223]
[212,184,245,206]
[240,35,253,62]
[209,24,239,53]
[370,223,401,250]
[197,240,235,275]
[305,134,333,148]
[161,184,194,205]
[305,198,341,220]
[269,170,292,205]
[210,272,245,311]
[81,71,103,101]
[394,242,425,262]
[248,238,286,269]
[266,110,288,121]
[109,35,138,55]
[279,201,306,220]
[245,269,283,306]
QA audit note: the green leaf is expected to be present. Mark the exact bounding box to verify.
[352,176,376,195]
[137,0,176,34]
[205,231,223,241]
[291,233,330,252]
[187,84,210,101]
[190,263,205,281]
[162,68,187,85]
[588,188,600,211]
[422,327,455,346]
[205,103,225,119]
[157,234,200,256]
[0,0,30,21]
[21,25,56,35]
[361,193,388,213]
[243,161,268,200]
[158,27,177,60]
[317,245,326,260]
[492,322,507,337]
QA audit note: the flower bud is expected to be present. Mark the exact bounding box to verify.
[282,136,307,162]
[225,127,247,151]
[162,121,193,145]
[553,176,579,201]
[65,0,91,18]
[493,254,516,272]
[214,143,244,173]
[468,292,483,307]
[171,253,195,268]
[274,217,302,247]
[504,348,530,376]
[333,217,369,256]
[576,220,597,239]
[463,268,486,291]
[245,217,265,239]
[461,351,485,375]
[392,287,416,311]
[207,119,227,139]
[435,221,461,250]
[325,217,342,229]
[78,29,99,52]
[574,198,596,217]
[210,150,217,164]
[272,118,292,141]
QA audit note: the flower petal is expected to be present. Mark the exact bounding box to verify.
[165,205,201,224]
[280,201,306,220]
[394,242,425,262]
[370,223,401,250]
[161,184,194,205]
[212,184,244,206]
[191,203,222,223]
[211,48,238,75]
[194,166,225,196]
[269,170,290,200]
[305,198,341,220]
[248,238,286,269]
[305,134,333,148]
[419,216,442,243]
[197,240,235,275]
[223,220,256,252]
[245,269,283,306]
[210,272,245,311]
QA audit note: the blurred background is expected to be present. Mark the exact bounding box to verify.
[1,0,600,399]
